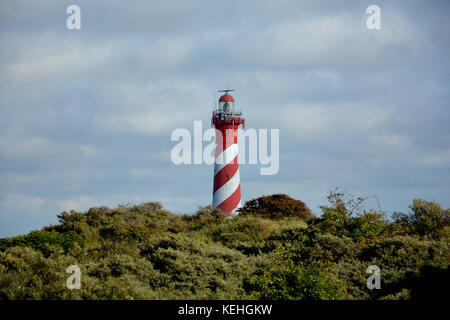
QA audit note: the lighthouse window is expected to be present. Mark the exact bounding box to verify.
[220,101,234,113]
[226,174,229,181]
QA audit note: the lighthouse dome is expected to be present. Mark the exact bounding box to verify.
[219,94,234,102]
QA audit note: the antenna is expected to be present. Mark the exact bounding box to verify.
[218,89,236,94]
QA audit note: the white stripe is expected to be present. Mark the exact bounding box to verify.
[213,170,240,208]
[214,144,238,175]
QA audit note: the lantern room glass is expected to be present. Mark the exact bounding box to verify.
[219,101,234,114]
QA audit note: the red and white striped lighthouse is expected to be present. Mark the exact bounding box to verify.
[212,90,245,214]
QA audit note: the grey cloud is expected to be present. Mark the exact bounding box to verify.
[0,0,449,237]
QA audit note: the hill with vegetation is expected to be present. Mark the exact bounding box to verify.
[0,191,449,300]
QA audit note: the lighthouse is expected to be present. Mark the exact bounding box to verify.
[212,90,245,214]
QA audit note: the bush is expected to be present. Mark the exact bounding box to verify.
[393,199,450,239]
[317,189,388,243]
[139,234,254,299]
[357,236,449,299]
[238,194,314,220]
[0,194,448,300]
[208,216,272,252]
[0,230,83,258]
[0,246,79,299]
[311,234,359,263]
[249,251,346,300]
[0,246,160,300]
[266,224,319,262]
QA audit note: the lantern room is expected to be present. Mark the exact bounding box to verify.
[219,93,235,114]
[212,89,245,128]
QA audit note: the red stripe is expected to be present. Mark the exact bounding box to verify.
[213,155,239,193]
[215,126,238,158]
[217,184,241,213]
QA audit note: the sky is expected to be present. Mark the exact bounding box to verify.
[0,0,449,237]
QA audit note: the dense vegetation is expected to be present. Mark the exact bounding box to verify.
[0,191,448,300]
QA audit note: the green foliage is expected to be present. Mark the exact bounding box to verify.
[139,234,255,298]
[0,230,83,258]
[249,251,346,300]
[357,236,449,299]
[0,246,160,299]
[185,205,229,232]
[0,246,78,299]
[311,234,360,263]
[238,194,314,220]
[393,199,450,239]
[317,189,389,243]
[207,216,273,254]
[0,194,448,300]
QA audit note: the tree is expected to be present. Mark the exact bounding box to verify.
[393,199,450,239]
[249,251,346,300]
[317,189,388,243]
[238,194,313,220]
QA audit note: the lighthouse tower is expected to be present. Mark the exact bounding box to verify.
[212,90,245,214]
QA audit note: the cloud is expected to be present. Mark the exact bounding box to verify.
[0,133,98,161]
[101,111,188,136]
[2,31,198,83]
[369,133,411,153]
[0,193,46,217]
[54,195,100,212]
[0,1,449,237]
[129,168,155,179]
[269,102,392,141]
[137,37,197,69]
[94,80,211,136]
[8,41,113,80]
[416,149,450,167]
[232,12,419,68]
[0,193,149,219]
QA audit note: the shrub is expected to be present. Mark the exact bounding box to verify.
[266,224,320,262]
[0,230,83,258]
[357,236,449,299]
[0,195,448,300]
[318,189,388,243]
[393,199,450,239]
[139,234,254,299]
[0,246,160,300]
[249,251,346,300]
[208,216,272,252]
[238,194,313,220]
[311,234,359,263]
[186,205,229,231]
[0,246,79,299]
